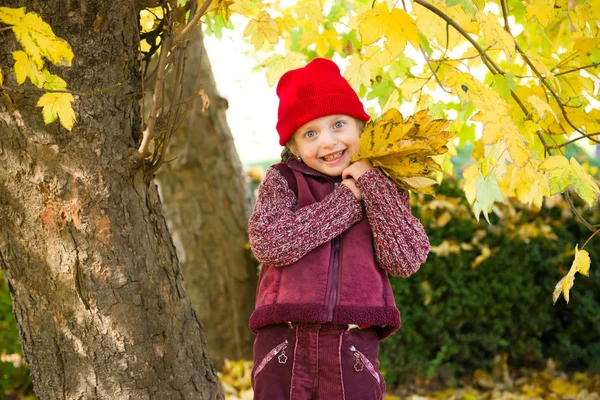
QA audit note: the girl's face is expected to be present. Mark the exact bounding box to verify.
[289,114,361,177]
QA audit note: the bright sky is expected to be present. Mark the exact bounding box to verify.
[204,27,282,165]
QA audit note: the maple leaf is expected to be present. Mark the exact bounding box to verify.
[0,6,25,25]
[42,69,67,91]
[358,3,418,58]
[539,155,600,207]
[344,54,373,91]
[527,94,558,122]
[243,10,279,50]
[36,92,76,131]
[262,53,307,87]
[299,29,343,57]
[12,50,45,87]
[11,11,73,67]
[445,71,532,168]
[553,245,590,304]
[352,108,454,194]
[473,167,504,223]
[479,11,515,60]
[524,0,555,27]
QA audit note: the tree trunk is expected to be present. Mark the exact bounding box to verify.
[156,28,257,368]
[0,1,223,399]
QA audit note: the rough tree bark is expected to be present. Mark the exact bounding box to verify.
[0,1,223,399]
[157,28,257,368]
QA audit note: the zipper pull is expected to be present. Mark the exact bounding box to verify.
[350,346,364,372]
[278,344,288,364]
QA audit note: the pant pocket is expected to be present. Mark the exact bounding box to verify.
[253,339,289,379]
[349,345,381,384]
[342,330,385,400]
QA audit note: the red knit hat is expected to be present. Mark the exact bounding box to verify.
[276,58,370,146]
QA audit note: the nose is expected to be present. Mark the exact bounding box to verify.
[321,129,338,148]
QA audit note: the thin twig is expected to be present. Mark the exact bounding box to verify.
[414,0,501,75]
[555,62,600,76]
[500,0,599,148]
[422,48,451,93]
[564,192,600,232]
[138,31,172,158]
[581,227,600,251]
[3,82,123,97]
[171,0,213,49]
[548,132,600,149]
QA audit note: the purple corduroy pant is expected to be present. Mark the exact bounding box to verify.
[251,323,386,400]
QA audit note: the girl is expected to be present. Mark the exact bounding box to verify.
[248,58,430,400]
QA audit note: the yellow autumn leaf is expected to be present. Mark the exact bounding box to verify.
[446,71,531,168]
[358,3,418,57]
[463,162,478,205]
[12,11,74,67]
[0,6,25,25]
[524,0,555,27]
[479,11,515,60]
[573,38,600,55]
[553,245,590,304]
[262,53,307,87]
[230,0,257,17]
[42,69,67,90]
[539,155,600,207]
[0,67,2,87]
[295,0,324,30]
[352,108,454,194]
[243,10,279,50]
[298,29,342,57]
[568,157,600,207]
[36,92,76,131]
[527,94,558,122]
[344,54,373,91]
[526,52,560,91]
[12,50,45,87]
[472,246,492,269]
[363,46,392,69]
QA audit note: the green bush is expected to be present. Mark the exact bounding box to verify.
[380,177,600,387]
[0,271,33,399]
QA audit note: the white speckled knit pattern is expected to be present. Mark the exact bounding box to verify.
[356,168,430,276]
[248,167,364,267]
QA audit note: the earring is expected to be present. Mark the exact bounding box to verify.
[296,156,302,162]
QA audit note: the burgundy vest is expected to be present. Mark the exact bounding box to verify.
[249,159,401,340]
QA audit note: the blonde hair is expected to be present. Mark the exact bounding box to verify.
[280,118,367,162]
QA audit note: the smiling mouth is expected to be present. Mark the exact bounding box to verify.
[321,150,345,162]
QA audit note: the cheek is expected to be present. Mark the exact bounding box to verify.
[299,143,320,160]
[347,135,361,153]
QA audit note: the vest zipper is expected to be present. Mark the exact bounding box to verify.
[328,235,341,321]
[328,180,342,321]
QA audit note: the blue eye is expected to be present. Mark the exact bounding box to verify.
[305,130,316,138]
[334,121,345,129]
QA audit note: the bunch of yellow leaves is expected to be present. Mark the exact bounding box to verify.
[352,108,454,195]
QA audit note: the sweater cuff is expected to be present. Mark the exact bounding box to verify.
[356,168,396,195]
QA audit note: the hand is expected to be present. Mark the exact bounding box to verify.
[342,159,373,181]
[341,178,362,201]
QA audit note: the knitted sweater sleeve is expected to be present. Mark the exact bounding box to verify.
[248,166,363,267]
[356,168,430,277]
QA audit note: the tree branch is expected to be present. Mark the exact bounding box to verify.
[171,0,213,49]
[138,23,172,158]
[555,62,600,76]
[414,0,502,75]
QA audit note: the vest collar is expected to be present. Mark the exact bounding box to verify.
[286,158,342,182]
